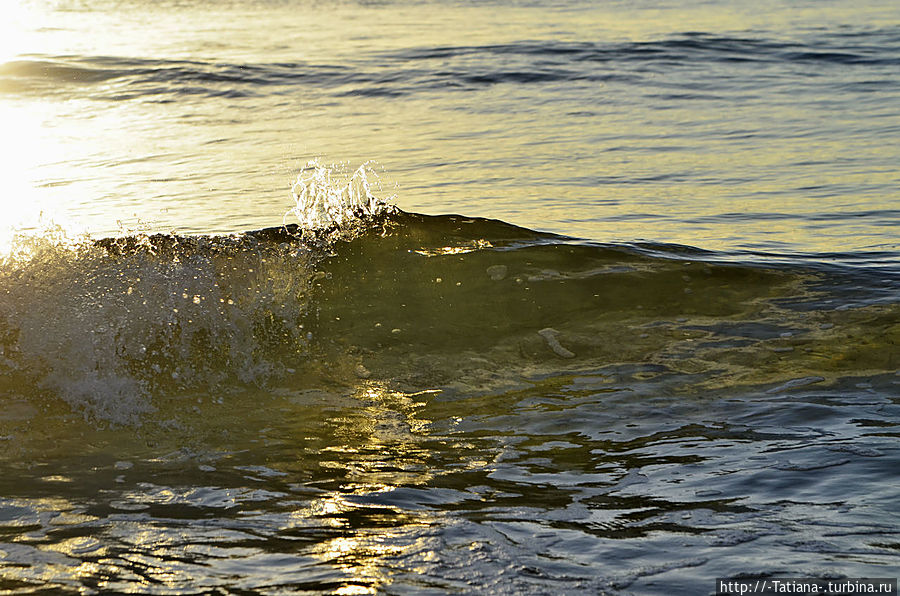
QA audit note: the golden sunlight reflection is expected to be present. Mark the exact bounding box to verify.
[285,492,403,594]
[413,239,493,257]
[292,383,446,593]
[302,495,430,596]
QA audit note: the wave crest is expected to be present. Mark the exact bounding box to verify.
[285,161,396,231]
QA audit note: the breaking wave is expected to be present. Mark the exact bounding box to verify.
[2,201,897,428]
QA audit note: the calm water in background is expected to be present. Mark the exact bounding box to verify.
[1,0,899,594]
[3,0,899,254]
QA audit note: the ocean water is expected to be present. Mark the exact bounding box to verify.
[1,0,899,594]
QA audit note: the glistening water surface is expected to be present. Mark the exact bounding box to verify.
[3,0,899,254]
[1,0,899,594]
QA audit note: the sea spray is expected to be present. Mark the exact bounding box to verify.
[0,229,317,425]
[0,163,397,425]
[285,160,396,232]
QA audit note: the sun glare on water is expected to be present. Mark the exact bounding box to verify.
[0,3,93,257]
[0,2,36,63]
[0,103,44,256]
[0,2,39,254]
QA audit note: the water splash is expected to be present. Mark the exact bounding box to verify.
[284,160,396,231]
[0,228,318,426]
[0,162,397,426]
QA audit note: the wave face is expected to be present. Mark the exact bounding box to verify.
[2,212,896,427]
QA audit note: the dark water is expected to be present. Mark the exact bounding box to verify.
[1,0,900,593]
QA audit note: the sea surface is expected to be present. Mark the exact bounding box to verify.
[1,0,899,594]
